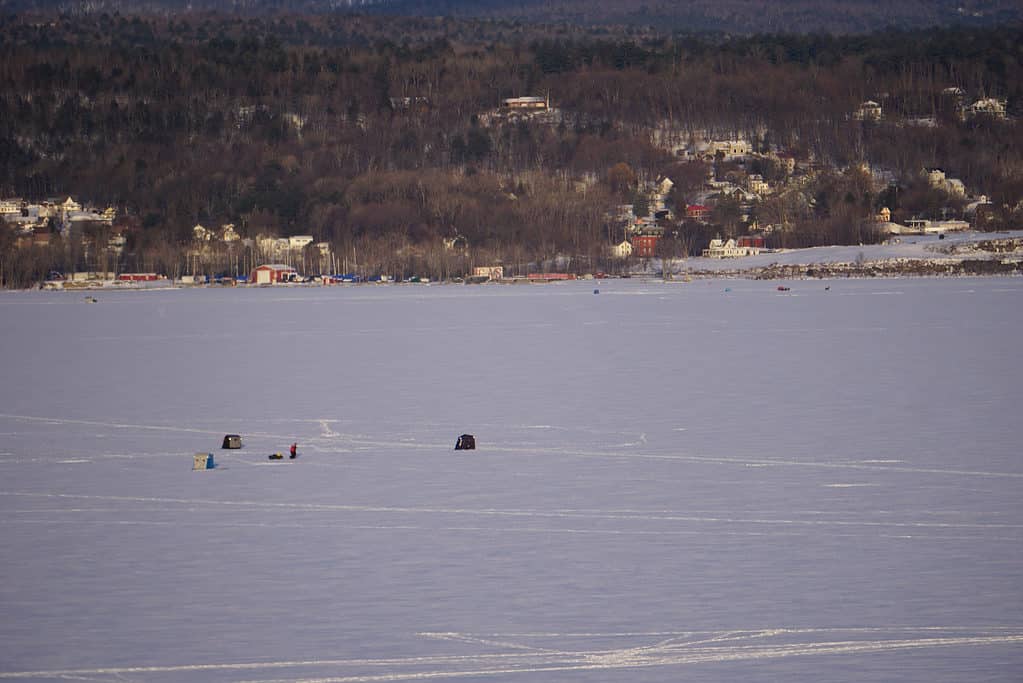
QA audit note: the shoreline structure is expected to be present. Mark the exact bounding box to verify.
[24,232,1023,291]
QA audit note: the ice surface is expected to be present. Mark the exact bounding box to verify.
[1,278,1022,681]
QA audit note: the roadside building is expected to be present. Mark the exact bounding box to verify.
[250,264,298,284]
[472,265,504,281]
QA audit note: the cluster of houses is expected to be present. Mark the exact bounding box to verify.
[853,90,1009,125]
[602,146,993,260]
[1,196,120,250]
[189,223,332,264]
[603,136,802,260]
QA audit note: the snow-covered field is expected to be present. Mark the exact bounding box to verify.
[2,278,1022,682]
[662,229,1023,274]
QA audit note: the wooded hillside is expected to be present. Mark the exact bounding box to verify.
[1,14,1021,285]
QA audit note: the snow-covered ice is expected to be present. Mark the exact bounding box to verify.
[1,278,1022,682]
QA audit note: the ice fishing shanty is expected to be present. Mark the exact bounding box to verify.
[193,453,215,470]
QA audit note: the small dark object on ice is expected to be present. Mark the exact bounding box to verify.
[455,434,476,450]
[269,453,283,460]
[777,285,790,291]
[593,289,599,294]
[222,434,242,449]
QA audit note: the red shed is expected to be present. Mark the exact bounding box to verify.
[250,264,297,285]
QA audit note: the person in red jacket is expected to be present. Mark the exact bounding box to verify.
[289,442,297,459]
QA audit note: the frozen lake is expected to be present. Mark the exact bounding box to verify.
[1,277,1022,682]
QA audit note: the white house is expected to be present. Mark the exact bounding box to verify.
[745,174,770,195]
[945,178,966,197]
[702,238,762,258]
[60,196,82,215]
[709,139,752,162]
[927,168,967,197]
[609,240,634,260]
[853,100,882,121]
[193,224,213,241]
[219,224,241,242]
[503,96,548,110]
[967,98,1007,120]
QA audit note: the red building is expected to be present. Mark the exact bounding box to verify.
[737,235,765,249]
[250,264,298,285]
[632,235,660,257]
[686,204,710,221]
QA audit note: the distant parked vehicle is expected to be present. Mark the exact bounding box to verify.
[222,434,243,449]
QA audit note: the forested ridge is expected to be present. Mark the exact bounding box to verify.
[1,13,1022,285]
[2,0,1022,35]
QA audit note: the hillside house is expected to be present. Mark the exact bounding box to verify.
[389,96,432,113]
[708,139,752,162]
[745,174,770,195]
[854,100,882,121]
[443,234,469,251]
[609,240,633,260]
[686,204,710,221]
[926,169,967,197]
[220,224,241,242]
[59,196,82,215]
[632,235,660,258]
[967,98,1007,120]
[503,96,548,110]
